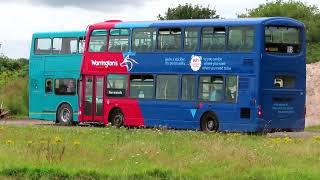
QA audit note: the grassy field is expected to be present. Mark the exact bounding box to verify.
[306,125,320,132]
[0,125,319,179]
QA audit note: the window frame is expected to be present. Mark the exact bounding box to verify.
[52,37,79,55]
[155,74,180,101]
[198,75,225,102]
[88,29,108,53]
[129,74,155,99]
[45,79,53,94]
[227,26,255,52]
[224,75,238,103]
[34,38,52,55]
[78,36,86,54]
[200,26,227,52]
[157,28,182,52]
[108,28,130,52]
[132,28,157,53]
[264,26,301,54]
[54,78,77,96]
[181,75,196,101]
[184,27,200,52]
[106,74,129,98]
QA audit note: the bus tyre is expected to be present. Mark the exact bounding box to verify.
[110,109,124,128]
[200,112,219,132]
[57,104,73,126]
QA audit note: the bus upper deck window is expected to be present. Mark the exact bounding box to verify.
[265,26,300,54]
[201,27,226,52]
[108,28,130,52]
[228,26,254,52]
[35,38,51,54]
[79,37,85,53]
[89,29,107,52]
[53,37,78,54]
[158,28,181,52]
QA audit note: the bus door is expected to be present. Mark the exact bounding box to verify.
[83,76,104,122]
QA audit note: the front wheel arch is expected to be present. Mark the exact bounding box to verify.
[108,107,124,127]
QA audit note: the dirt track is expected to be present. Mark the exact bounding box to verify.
[1,119,320,138]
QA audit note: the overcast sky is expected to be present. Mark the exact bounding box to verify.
[0,0,319,58]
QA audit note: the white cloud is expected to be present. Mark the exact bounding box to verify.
[0,0,319,58]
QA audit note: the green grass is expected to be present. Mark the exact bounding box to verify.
[306,125,320,132]
[0,125,320,179]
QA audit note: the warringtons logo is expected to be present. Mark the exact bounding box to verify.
[120,55,138,71]
[91,60,118,68]
[91,55,138,71]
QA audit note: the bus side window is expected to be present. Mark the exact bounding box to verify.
[53,38,78,54]
[225,76,238,102]
[201,27,226,52]
[184,28,199,52]
[54,79,76,95]
[79,37,85,53]
[108,28,130,52]
[35,38,51,55]
[89,29,107,52]
[45,79,53,93]
[199,76,224,102]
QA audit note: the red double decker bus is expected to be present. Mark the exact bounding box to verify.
[78,18,306,132]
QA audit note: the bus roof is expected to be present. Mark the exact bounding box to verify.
[32,31,85,38]
[91,17,304,29]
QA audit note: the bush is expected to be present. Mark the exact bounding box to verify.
[307,43,320,64]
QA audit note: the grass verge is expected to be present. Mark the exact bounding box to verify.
[0,125,319,179]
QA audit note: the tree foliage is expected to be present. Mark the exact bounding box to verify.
[0,56,28,87]
[158,3,219,20]
[239,0,320,43]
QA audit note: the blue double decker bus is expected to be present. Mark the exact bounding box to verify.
[78,17,306,132]
[29,31,85,125]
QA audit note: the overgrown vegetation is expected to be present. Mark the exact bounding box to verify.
[0,55,28,117]
[161,1,320,63]
[239,0,320,63]
[0,126,320,179]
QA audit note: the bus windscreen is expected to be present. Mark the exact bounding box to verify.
[265,26,300,54]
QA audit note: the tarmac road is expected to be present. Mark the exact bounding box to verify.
[1,119,320,138]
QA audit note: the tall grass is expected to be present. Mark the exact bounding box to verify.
[0,126,319,179]
[0,56,28,117]
[0,77,28,116]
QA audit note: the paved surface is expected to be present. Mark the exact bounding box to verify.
[1,119,320,138]
[267,131,320,139]
[0,119,55,126]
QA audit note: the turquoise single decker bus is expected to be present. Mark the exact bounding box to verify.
[29,31,85,125]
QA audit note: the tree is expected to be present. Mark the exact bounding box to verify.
[238,0,320,43]
[158,3,219,20]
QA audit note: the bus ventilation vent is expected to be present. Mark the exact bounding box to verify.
[240,108,251,119]
[243,59,253,66]
[239,78,249,89]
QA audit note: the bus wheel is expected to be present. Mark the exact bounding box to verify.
[110,109,124,128]
[200,112,219,132]
[57,104,73,126]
